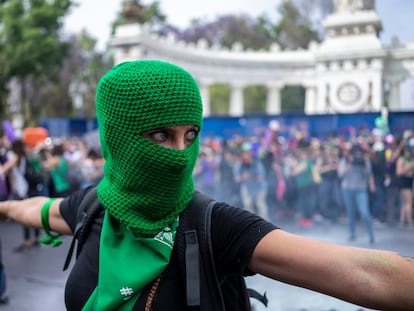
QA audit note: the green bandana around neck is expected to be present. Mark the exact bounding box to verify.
[82,212,178,311]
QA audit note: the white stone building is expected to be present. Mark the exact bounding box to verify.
[109,0,414,117]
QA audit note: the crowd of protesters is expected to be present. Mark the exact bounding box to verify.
[195,120,414,243]
[1,121,414,245]
[0,125,105,304]
[0,119,412,304]
[0,132,104,253]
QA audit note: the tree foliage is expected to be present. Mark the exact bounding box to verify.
[281,86,305,112]
[244,86,267,114]
[1,0,72,77]
[178,14,273,50]
[111,0,167,36]
[209,84,230,115]
[271,0,319,49]
[0,0,73,124]
[256,0,334,50]
[31,32,112,120]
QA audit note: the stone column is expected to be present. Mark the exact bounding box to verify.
[266,83,282,114]
[229,83,244,116]
[304,84,317,114]
[199,83,211,116]
[315,83,328,113]
[387,78,401,111]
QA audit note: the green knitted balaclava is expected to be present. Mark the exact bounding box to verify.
[96,60,203,236]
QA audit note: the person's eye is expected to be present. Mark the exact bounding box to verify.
[185,129,198,144]
[150,131,168,143]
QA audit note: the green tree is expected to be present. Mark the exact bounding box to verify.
[179,14,273,51]
[244,85,267,114]
[0,48,9,119]
[64,30,113,119]
[281,86,305,112]
[210,84,230,115]
[111,0,167,35]
[272,0,320,49]
[0,0,73,125]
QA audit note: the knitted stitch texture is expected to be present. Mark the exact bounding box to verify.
[96,60,203,236]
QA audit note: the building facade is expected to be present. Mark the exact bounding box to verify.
[110,0,414,116]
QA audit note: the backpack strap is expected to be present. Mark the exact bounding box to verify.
[185,194,216,306]
[247,288,268,307]
[181,191,225,310]
[63,186,102,271]
[182,191,268,310]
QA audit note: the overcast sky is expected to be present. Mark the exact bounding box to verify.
[63,0,414,51]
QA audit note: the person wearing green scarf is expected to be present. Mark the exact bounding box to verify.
[1,60,414,311]
[83,60,203,310]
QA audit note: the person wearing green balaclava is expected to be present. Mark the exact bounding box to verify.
[3,60,414,311]
[97,60,203,235]
[81,60,203,310]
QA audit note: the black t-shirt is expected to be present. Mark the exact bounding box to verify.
[60,189,277,310]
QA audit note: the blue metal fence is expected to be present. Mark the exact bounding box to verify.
[39,111,414,140]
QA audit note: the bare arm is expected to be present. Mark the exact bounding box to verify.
[315,157,335,174]
[0,154,18,175]
[42,156,60,170]
[396,157,414,176]
[249,229,414,311]
[0,197,72,235]
[291,159,306,176]
[389,143,403,162]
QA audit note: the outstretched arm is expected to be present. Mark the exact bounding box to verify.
[249,229,414,311]
[0,197,72,235]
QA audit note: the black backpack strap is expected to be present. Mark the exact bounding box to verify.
[185,196,216,307]
[184,230,199,306]
[63,186,102,271]
[182,191,226,311]
[182,191,268,310]
[247,288,268,307]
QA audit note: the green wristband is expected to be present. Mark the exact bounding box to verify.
[40,198,62,247]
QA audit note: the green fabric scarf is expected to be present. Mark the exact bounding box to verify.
[82,60,203,310]
[82,213,178,310]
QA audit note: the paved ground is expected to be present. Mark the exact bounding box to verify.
[0,217,413,311]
